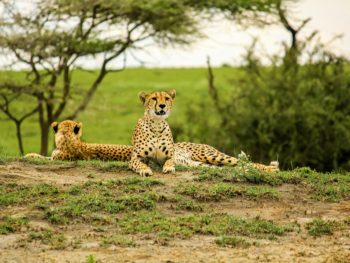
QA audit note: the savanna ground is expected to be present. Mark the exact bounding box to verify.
[0,158,349,263]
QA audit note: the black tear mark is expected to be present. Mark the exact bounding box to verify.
[74,125,80,135]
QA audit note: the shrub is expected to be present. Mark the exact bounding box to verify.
[174,37,350,171]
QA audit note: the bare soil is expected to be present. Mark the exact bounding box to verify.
[0,161,349,263]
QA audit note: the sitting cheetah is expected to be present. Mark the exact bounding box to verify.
[129,90,177,176]
[129,90,278,176]
[25,120,132,161]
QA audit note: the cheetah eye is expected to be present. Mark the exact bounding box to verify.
[152,97,157,101]
[165,97,170,101]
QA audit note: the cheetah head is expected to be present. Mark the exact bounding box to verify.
[138,90,176,119]
[51,120,83,148]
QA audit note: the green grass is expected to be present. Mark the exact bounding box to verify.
[116,212,294,243]
[100,235,136,248]
[0,67,237,156]
[175,182,279,201]
[42,183,164,224]
[27,229,67,249]
[215,236,251,248]
[0,216,29,234]
[194,166,350,202]
[169,196,204,212]
[306,218,343,237]
[0,176,166,225]
[85,255,97,263]
[0,158,349,250]
[0,182,60,206]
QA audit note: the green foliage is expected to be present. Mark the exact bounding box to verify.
[85,255,96,263]
[215,236,251,248]
[28,230,67,249]
[2,160,349,250]
[44,191,159,224]
[0,182,59,206]
[170,196,204,212]
[101,235,136,248]
[176,37,350,171]
[194,166,350,201]
[0,216,29,235]
[175,182,279,201]
[306,218,342,237]
[117,211,293,242]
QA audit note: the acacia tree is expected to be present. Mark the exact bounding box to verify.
[0,0,200,155]
[0,0,279,155]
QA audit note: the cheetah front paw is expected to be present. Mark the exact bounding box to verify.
[162,165,175,174]
[139,167,153,177]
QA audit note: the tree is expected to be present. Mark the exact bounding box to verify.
[0,0,199,155]
[175,0,350,171]
[0,0,280,155]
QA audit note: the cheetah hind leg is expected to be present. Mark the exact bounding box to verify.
[174,146,211,167]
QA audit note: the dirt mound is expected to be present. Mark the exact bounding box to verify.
[0,161,349,263]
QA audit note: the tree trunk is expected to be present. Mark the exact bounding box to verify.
[37,99,48,156]
[15,122,24,155]
[40,122,50,156]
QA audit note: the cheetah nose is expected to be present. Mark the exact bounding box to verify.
[159,104,166,109]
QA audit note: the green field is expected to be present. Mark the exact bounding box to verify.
[0,67,237,156]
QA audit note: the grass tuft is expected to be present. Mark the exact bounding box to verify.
[175,182,279,201]
[215,236,251,248]
[306,218,342,237]
[100,235,136,248]
[0,216,29,235]
[117,212,293,242]
[28,229,67,249]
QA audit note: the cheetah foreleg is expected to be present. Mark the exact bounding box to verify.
[129,155,153,176]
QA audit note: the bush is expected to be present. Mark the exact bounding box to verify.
[174,39,350,171]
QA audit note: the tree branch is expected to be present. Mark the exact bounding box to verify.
[53,61,71,119]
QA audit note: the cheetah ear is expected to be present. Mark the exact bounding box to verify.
[138,91,148,104]
[73,122,83,136]
[167,89,176,99]
[51,122,59,133]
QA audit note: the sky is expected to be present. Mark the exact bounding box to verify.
[1,0,350,68]
[121,0,350,68]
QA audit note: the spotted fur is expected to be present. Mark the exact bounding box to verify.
[49,120,132,161]
[175,142,278,172]
[24,118,278,173]
[129,90,176,176]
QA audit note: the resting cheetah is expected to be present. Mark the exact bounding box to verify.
[24,120,132,161]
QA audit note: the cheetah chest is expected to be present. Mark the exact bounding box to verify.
[140,120,173,163]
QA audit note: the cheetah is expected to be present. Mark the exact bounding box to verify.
[25,120,132,161]
[129,90,177,176]
[129,90,278,176]
[25,119,278,173]
[174,142,278,172]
